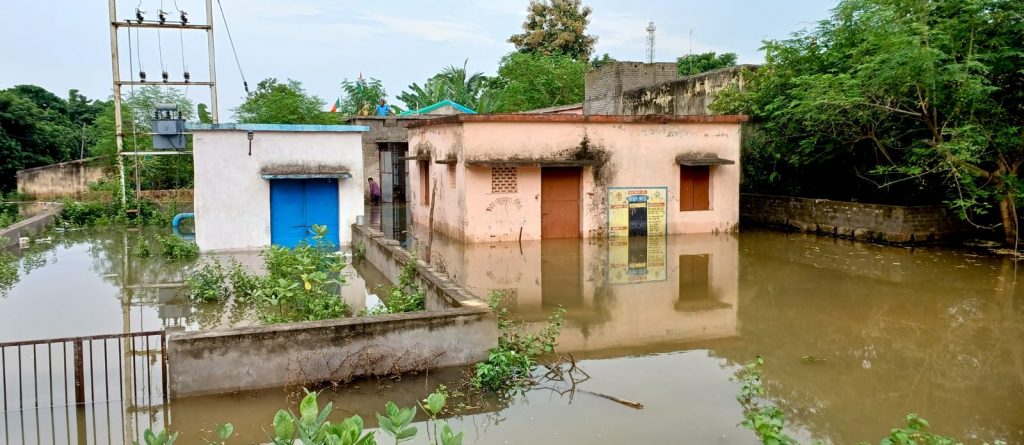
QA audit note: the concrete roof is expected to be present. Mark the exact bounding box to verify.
[404,114,750,128]
[187,123,369,132]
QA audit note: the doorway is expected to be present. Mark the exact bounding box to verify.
[541,167,581,239]
[269,178,340,248]
[378,142,408,203]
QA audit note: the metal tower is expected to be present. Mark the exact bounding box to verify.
[645,21,656,63]
[107,0,219,207]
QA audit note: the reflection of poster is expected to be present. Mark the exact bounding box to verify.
[609,236,667,283]
[608,187,667,238]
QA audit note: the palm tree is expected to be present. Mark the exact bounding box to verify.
[398,60,492,112]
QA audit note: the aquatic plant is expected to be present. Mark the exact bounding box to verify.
[735,356,1008,445]
[157,234,198,260]
[472,291,565,393]
[186,259,228,302]
[57,178,172,228]
[365,255,425,315]
[131,238,151,258]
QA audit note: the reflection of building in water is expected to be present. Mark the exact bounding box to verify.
[416,230,738,353]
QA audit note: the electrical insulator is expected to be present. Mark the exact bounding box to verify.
[139,71,147,82]
[158,10,167,24]
[135,9,144,23]
[162,71,169,82]
[180,11,188,25]
[183,71,190,83]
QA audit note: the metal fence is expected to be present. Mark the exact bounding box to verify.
[0,331,169,445]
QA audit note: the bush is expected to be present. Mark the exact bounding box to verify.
[365,255,425,315]
[472,292,564,393]
[186,260,228,302]
[158,235,198,260]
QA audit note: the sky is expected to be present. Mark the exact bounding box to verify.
[0,0,837,117]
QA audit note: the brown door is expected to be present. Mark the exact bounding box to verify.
[541,167,581,239]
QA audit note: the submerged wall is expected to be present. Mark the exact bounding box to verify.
[16,158,107,199]
[741,194,964,243]
[167,224,497,398]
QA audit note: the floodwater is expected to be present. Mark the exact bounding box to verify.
[2,217,1023,444]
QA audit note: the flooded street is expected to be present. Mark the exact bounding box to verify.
[2,220,1023,443]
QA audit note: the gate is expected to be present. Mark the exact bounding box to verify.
[0,331,169,445]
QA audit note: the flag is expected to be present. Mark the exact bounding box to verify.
[329,99,340,113]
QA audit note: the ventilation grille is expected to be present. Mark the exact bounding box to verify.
[490,166,518,194]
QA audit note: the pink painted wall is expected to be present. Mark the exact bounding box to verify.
[408,119,741,242]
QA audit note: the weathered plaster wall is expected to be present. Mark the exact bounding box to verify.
[408,124,467,240]
[741,194,964,244]
[408,120,741,242]
[584,62,679,115]
[192,129,364,251]
[16,158,108,199]
[620,65,757,116]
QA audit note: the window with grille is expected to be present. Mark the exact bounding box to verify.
[491,166,518,194]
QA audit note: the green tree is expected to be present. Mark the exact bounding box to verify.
[676,51,738,76]
[398,60,490,112]
[713,0,1024,245]
[197,103,213,124]
[233,78,332,124]
[487,52,586,112]
[508,0,597,61]
[0,89,77,189]
[88,86,195,190]
[589,53,616,68]
[338,77,388,116]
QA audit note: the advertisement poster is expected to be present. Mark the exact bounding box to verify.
[609,236,667,284]
[608,187,668,238]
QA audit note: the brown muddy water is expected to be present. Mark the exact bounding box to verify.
[1,223,1023,444]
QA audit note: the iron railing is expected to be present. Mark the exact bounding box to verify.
[0,331,169,445]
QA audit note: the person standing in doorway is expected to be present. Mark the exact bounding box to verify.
[368,177,382,205]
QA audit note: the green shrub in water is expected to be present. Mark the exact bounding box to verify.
[472,292,564,393]
[364,255,425,315]
[158,234,198,260]
[186,259,228,302]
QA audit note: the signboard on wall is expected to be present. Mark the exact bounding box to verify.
[609,236,667,284]
[608,187,668,238]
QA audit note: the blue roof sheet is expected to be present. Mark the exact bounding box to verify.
[187,123,369,132]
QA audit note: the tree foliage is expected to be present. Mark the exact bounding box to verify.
[508,0,597,61]
[398,60,491,112]
[339,77,389,116]
[713,0,1024,244]
[676,51,738,76]
[0,86,106,190]
[488,52,586,113]
[233,78,332,124]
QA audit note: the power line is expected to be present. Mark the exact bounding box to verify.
[215,0,249,94]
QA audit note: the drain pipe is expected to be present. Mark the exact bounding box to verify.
[172,212,195,236]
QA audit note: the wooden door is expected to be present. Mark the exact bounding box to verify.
[541,167,581,239]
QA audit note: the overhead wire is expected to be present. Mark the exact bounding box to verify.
[215,0,249,94]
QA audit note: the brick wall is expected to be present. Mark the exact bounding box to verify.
[741,194,964,244]
[620,65,757,116]
[583,62,679,115]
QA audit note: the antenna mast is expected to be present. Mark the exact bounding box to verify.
[645,21,656,63]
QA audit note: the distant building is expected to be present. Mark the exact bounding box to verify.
[190,123,368,251]
[399,99,476,117]
[405,114,747,243]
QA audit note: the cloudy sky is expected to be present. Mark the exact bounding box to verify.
[1,0,836,117]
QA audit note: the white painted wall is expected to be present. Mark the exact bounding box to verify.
[193,130,365,251]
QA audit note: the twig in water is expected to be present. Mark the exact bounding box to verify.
[579,389,644,409]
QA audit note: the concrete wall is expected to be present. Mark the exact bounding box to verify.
[0,202,62,249]
[192,128,365,251]
[741,194,964,244]
[407,116,744,242]
[621,65,757,116]
[16,158,107,199]
[584,62,680,115]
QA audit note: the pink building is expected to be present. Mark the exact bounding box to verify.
[405,114,747,242]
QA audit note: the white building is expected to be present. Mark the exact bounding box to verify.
[190,123,369,251]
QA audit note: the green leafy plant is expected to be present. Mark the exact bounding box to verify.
[270,390,376,445]
[376,401,417,444]
[133,428,178,445]
[206,423,233,445]
[472,292,565,393]
[186,260,228,302]
[419,388,464,445]
[366,255,424,315]
[132,238,151,258]
[158,234,198,260]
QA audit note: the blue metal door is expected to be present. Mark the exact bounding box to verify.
[270,179,340,248]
